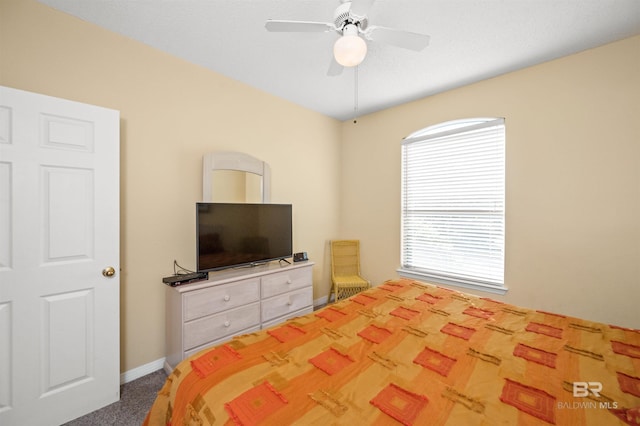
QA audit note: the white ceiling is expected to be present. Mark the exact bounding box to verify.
[37,0,640,121]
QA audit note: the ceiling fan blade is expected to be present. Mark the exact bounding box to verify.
[265,20,335,33]
[327,56,344,77]
[350,0,375,19]
[365,26,430,51]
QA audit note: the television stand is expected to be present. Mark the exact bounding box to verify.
[164,260,314,372]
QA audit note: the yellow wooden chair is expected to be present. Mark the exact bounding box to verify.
[330,240,370,303]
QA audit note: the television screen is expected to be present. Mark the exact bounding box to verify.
[196,203,293,272]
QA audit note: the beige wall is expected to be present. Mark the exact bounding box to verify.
[0,0,342,372]
[2,0,638,375]
[340,35,640,329]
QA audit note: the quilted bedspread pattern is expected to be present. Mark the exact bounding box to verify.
[144,278,640,425]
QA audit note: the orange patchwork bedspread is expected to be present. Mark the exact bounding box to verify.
[144,278,640,425]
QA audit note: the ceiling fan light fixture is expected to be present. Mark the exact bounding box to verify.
[333,24,367,67]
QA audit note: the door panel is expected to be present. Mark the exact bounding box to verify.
[41,113,94,152]
[0,86,120,425]
[0,161,10,269]
[0,302,11,413]
[41,289,93,394]
[43,166,94,262]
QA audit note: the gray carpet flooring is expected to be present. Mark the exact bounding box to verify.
[63,369,167,426]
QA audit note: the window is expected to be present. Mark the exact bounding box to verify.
[399,118,506,294]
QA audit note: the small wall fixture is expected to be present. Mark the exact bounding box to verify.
[333,24,367,67]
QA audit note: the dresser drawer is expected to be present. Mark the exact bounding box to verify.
[183,278,260,321]
[262,307,313,329]
[261,267,312,298]
[261,287,313,323]
[184,324,261,359]
[183,302,260,351]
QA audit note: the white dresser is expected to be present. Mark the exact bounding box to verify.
[165,261,314,372]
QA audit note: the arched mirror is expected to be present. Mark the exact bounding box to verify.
[202,151,271,203]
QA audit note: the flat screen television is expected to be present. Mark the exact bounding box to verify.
[196,202,293,272]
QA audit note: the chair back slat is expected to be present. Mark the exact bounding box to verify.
[331,240,361,277]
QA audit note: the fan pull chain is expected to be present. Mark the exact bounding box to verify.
[353,65,359,124]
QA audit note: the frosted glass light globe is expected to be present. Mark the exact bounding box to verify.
[333,25,367,67]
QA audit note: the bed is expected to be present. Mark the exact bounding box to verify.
[144,278,640,425]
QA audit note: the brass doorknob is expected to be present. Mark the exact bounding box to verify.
[102,266,116,278]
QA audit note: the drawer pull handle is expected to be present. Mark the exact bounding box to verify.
[287,299,292,306]
[286,279,292,284]
[224,320,230,327]
[223,295,230,302]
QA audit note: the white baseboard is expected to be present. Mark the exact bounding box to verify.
[313,296,328,309]
[120,357,166,385]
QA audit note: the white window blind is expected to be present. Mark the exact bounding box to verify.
[400,118,506,292]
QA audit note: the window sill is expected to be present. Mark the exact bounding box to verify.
[397,268,508,295]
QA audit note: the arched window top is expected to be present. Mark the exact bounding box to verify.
[405,117,504,143]
[399,116,506,294]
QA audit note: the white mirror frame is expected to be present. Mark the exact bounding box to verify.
[202,151,271,202]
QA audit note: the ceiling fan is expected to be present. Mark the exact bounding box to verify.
[265,0,430,76]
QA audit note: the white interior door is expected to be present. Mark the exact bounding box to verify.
[0,86,120,425]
